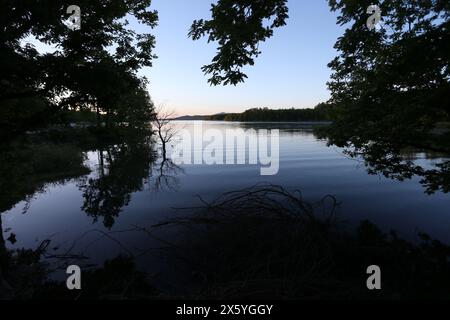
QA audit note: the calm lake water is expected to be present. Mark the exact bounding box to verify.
[2,121,450,282]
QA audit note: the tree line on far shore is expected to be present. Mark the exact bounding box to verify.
[207,103,332,122]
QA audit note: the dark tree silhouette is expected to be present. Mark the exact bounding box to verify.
[152,106,177,160]
[189,0,289,85]
[321,0,450,193]
[1,0,158,139]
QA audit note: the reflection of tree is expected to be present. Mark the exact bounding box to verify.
[152,158,184,192]
[335,141,450,194]
[79,137,156,229]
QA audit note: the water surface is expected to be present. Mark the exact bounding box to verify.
[2,121,449,277]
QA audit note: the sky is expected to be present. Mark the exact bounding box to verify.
[142,0,345,115]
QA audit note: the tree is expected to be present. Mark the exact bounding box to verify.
[325,0,449,148]
[321,0,450,193]
[114,77,155,129]
[189,0,289,85]
[152,106,177,160]
[1,0,159,138]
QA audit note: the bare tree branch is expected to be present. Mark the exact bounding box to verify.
[152,105,178,160]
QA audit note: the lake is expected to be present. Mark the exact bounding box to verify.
[1,121,449,284]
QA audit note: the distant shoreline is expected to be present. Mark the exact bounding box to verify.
[172,119,332,125]
[173,105,332,122]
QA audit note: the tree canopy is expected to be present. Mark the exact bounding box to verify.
[323,0,450,193]
[1,0,158,139]
[325,0,449,150]
[189,0,289,85]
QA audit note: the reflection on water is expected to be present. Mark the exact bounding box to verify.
[78,137,156,229]
[1,121,450,277]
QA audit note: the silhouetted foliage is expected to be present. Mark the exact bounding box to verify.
[0,0,158,139]
[0,241,159,299]
[319,0,450,193]
[189,0,289,85]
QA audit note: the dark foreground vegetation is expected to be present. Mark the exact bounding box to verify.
[1,185,450,300]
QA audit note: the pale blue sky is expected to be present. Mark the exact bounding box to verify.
[143,0,344,115]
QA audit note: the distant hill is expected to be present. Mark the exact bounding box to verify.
[173,112,226,121]
[172,115,209,121]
